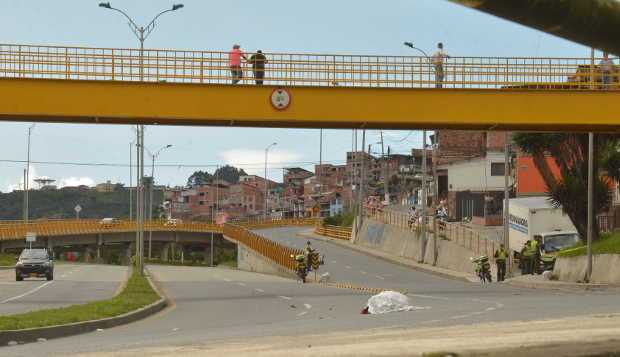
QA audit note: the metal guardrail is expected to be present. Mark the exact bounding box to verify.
[0,43,617,90]
[314,225,352,240]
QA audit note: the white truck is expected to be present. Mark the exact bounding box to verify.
[509,197,580,255]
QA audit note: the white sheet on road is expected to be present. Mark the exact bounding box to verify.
[367,291,429,315]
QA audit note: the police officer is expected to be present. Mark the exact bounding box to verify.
[305,241,315,273]
[521,240,532,275]
[530,237,541,275]
[494,244,508,282]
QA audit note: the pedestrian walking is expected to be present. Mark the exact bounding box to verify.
[599,52,615,89]
[228,44,247,84]
[248,50,268,85]
[494,244,508,282]
[431,42,450,88]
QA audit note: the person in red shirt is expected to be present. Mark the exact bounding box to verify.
[229,44,247,84]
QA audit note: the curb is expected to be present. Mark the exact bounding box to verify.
[505,279,611,291]
[298,230,476,284]
[0,272,167,346]
[0,266,13,271]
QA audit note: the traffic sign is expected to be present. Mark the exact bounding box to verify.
[74,205,82,213]
[270,88,291,110]
[26,232,36,242]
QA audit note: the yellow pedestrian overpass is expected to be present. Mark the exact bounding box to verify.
[0,44,618,131]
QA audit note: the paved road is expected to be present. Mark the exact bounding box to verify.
[0,264,127,316]
[3,227,620,356]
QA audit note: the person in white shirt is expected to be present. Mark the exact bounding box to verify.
[599,52,615,88]
[431,42,450,88]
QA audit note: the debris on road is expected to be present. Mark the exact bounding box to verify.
[364,291,429,315]
[290,304,297,309]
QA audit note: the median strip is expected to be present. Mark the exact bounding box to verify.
[0,269,165,345]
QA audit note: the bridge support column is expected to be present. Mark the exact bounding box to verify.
[204,244,212,265]
[160,243,171,262]
[96,234,103,263]
[84,246,94,263]
[123,243,134,266]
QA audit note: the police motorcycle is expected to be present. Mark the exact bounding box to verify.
[471,255,492,283]
[291,254,308,283]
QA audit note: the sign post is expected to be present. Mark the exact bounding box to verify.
[26,232,36,250]
[74,204,82,220]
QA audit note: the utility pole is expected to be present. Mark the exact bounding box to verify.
[432,133,439,266]
[129,141,133,222]
[319,128,323,216]
[211,165,219,267]
[264,143,277,220]
[586,132,594,282]
[380,131,389,206]
[420,130,428,263]
[356,130,366,234]
[503,132,511,274]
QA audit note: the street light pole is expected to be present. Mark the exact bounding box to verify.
[99,2,184,275]
[420,130,428,263]
[148,144,172,260]
[586,132,594,282]
[264,143,277,220]
[23,124,35,223]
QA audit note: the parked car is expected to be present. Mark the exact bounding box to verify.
[15,248,54,281]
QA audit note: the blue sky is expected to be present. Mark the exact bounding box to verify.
[0,0,592,191]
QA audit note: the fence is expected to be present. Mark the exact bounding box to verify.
[0,43,617,90]
[314,225,352,240]
[223,223,303,271]
[366,208,501,257]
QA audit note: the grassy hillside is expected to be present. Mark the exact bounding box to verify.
[0,189,163,220]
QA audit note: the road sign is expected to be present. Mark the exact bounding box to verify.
[26,232,36,242]
[270,88,291,110]
[74,205,82,213]
[311,252,320,270]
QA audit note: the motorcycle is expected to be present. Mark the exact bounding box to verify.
[292,254,308,283]
[471,255,492,283]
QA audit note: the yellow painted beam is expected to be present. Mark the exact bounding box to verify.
[0,78,618,131]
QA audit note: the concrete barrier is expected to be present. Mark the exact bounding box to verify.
[554,254,620,284]
[236,243,297,280]
[357,218,495,278]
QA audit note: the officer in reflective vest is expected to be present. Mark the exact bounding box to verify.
[494,244,508,282]
[521,240,533,275]
[530,238,541,275]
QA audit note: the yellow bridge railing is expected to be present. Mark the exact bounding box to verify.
[314,225,352,240]
[0,43,617,90]
[0,219,222,241]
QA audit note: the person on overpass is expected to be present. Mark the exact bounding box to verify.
[248,50,268,85]
[431,43,450,88]
[228,44,247,84]
[599,52,615,89]
[494,243,508,282]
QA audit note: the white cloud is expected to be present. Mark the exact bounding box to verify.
[6,165,38,192]
[58,177,95,188]
[219,149,303,181]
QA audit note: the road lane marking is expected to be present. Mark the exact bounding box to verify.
[345,265,352,269]
[222,278,232,282]
[236,282,247,287]
[296,311,308,317]
[407,293,450,301]
[254,288,265,293]
[278,295,293,300]
[1,281,54,304]
[375,275,385,280]
[332,261,337,264]
[360,271,368,275]
[304,304,312,310]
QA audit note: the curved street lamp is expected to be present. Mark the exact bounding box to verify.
[99,3,183,275]
[264,143,278,220]
[147,144,173,259]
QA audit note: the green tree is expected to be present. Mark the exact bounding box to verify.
[513,133,620,242]
[213,165,247,184]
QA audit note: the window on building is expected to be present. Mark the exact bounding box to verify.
[491,163,505,176]
[199,192,205,197]
[199,201,205,205]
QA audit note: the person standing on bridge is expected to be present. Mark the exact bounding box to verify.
[431,43,450,88]
[248,50,268,85]
[229,44,247,84]
[599,52,615,89]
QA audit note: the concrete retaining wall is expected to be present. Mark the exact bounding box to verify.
[236,243,296,280]
[357,218,494,277]
[554,254,620,284]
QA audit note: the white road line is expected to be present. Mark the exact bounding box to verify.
[407,293,450,301]
[304,303,312,310]
[374,275,385,280]
[1,281,54,304]
[222,278,232,282]
[278,295,293,300]
[254,288,265,293]
[332,261,337,264]
[296,311,308,317]
[236,282,247,287]
[360,271,368,275]
[345,265,352,269]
